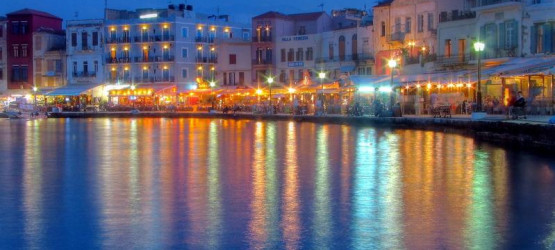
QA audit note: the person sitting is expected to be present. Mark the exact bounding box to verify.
[514,91,526,108]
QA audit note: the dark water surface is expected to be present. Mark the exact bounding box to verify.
[0,118,554,249]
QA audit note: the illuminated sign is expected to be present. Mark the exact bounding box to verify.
[288,61,304,67]
[140,13,158,19]
[281,35,309,42]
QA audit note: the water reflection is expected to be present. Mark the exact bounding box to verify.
[0,118,554,249]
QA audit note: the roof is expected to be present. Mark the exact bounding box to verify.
[253,11,290,20]
[7,8,62,20]
[374,0,394,8]
[289,12,326,21]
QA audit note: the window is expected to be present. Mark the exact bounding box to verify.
[0,48,2,60]
[329,43,334,59]
[182,68,187,78]
[11,21,19,35]
[281,49,286,62]
[82,32,88,49]
[35,36,42,50]
[243,32,249,41]
[72,62,77,76]
[352,34,358,59]
[83,61,88,74]
[296,48,303,61]
[21,44,27,57]
[445,39,452,58]
[306,47,313,61]
[239,72,245,85]
[143,68,149,79]
[182,27,188,38]
[338,36,346,61]
[92,32,98,46]
[94,61,98,73]
[182,48,188,58]
[395,17,401,33]
[0,68,3,80]
[381,22,386,37]
[229,54,237,64]
[0,25,3,38]
[406,17,412,33]
[13,45,19,58]
[418,15,424,32]
[288,49,294,62]
[11,65,28,82]
[36,59,42,72]
[11,66,19,81]
[229,72,236,85]
[71,33,77,47]
[427,13,434,31]
[265,48,272,62]
[20,21,28,34]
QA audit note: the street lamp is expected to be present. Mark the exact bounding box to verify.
[318,72,326,115]
[209,81,216,110]
[32,86,38,112]
[388,59,397,111]
[130,84,136,109]
[474,41,485,112]
[267,76,274,108]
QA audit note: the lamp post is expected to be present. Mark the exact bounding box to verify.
[474,41,485,112]
[32,86,38,112]
[318,72,326,115]
[388,59,397,111]
[209,81,216,110]
[130,84,136,109]
[267,77,274,108]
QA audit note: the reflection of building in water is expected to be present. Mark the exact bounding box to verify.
[282,122,300,249]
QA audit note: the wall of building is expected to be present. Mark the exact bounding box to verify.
[33,31,66,89]
[66,19,105,86]
[217,42,251,87]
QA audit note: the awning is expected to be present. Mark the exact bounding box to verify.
[483,57,555,77]
[44,84,102,96]
[340,65,355,73]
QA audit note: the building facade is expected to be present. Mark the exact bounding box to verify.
[0,18,7,94]
[33,29,66,89]
[104,4,251,91]
[66,19,105,86]
[6,9,63,90]
[251,11,332,86]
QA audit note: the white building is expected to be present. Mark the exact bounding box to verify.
[275,33,321,85]
[66,19,105,86]
[33,28,66,89]
[0,17,6,94]
[104,4,251,91]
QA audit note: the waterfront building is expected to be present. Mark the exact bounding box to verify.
[217,40,252,87]
[6,9,63,90]
[32,28,66,90]
[373,0,464,75]
[103,4,251,100]
[66,19,105,87]
[251,11,332,87]
[0,17,7,94]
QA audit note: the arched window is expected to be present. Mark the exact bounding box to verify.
[352,34,358,60]
[339,36,346,61]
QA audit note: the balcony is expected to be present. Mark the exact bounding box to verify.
[134,56,175,63]
[315,53,375,63]
[73,72,97,78]
[133,76,176,83]
[106,57,131,64]
[439,10,476,23]
[252,59,272,65]
[196,57,218,64]
[388,31,405,43]
[106,37,131,44]
[195,36,215,43]
[473,0,521,8]
[252,36,272,43]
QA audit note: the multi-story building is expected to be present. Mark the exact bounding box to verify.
[275,33,321,86]
[33,28,66,89]
[6,9,63,90]
[217,40,252,87]
[0,17,7,94]
[66,19,105,86]
[251,11,332,86]
[373,0,463,75]
[104,4,251,91]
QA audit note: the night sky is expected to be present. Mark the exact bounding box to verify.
[0,0,378,24]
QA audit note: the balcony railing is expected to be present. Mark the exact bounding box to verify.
[252,59,272,65]
[106,37,131,44]
[133,76,176,83]
[195,36,215,43]
[388,31,405,42]
[252,36,272,43]
[134,56,175,63]
[439,10,476,23]
[106,57,131,64]
[196,57,218,63]
[473,0,521,8]
[73,72,97,78]
[315,53,374,63]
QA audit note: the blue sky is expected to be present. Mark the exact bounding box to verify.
[1,0,378,24]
